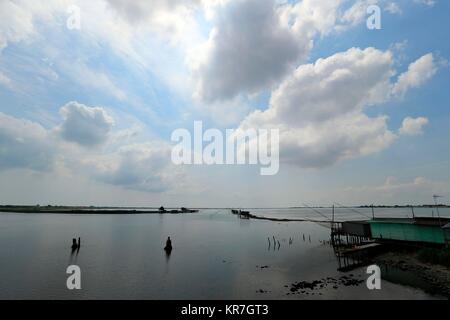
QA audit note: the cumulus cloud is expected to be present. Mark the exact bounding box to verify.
[286,0,345,35]
[239,47,398,168]
[392,53,437,96]
[0,112,55,171]
[236,47,440,168]
[270,47,394,125]
[87,143,184,192]
[399,116,429,136]
[193,0,307,102]
[192,0,406,103]
[0,104,183,193]
[58,101,114,147]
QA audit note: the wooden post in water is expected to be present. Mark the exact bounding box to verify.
[331,205,335,247]
[371,204,375,220]
[332,205,335,224]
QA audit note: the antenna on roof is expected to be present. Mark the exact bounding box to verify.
[433,195,443,222]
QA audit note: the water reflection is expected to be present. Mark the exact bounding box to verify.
[165,248,172,261]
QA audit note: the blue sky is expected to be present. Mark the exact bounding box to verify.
[0,0,449,207]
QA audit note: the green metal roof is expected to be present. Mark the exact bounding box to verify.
[369,219,448,244]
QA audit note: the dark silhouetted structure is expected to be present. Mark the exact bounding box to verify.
[71,237,81,251]
[164,236,172,252]
[71,238,78,249]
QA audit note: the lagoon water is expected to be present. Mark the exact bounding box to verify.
[0,208,448,299]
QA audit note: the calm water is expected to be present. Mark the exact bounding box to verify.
[0,208,447,299]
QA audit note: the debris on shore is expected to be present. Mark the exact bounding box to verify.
[286,275,364,295]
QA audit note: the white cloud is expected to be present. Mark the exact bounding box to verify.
[58,101,114,147]
[0,105,184,193]
[0,0,67,51]
[384,2,402,14]
[0,0,201,53]
[106,0,197,20]
[392,53,437,96]
[339,0,376,28]
[0,112,55,171]
[286,0,346,36]
[193,0,307,102]
[0,1,35,51]
[1,0,405,110]
[105,0,201,43]
[399,116,428,136]
[193,0,388,103]
[84,142,185,193]
[337,0,402,31]
[0,0,201,105]
[0,1,445,205]
[413,0,436,7]
[239,47,398,168]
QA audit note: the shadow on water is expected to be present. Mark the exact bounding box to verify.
[165,248,172,262]
[164,247,172,277]
[69,245,80,264]
[267,236,282,251]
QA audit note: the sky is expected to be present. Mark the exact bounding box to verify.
[0,0,449,207]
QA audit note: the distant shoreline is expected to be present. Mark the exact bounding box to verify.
[1,204,448,214]
[0,206,198,214]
